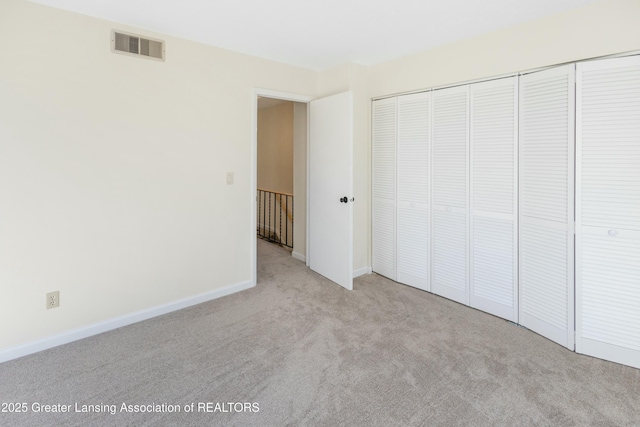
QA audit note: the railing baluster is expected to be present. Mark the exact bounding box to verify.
[268,192,271,241]
[279,195,282,244]
[256,188,293,249]
[258,190,261,237]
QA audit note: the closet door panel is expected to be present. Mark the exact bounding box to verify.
[519,65,575,349]
[432,85,469,305]
[469,77,518,321]
[372,97,397,280]
[576,56,640,369]
[397,92,431,290]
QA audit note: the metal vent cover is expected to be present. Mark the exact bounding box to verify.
[111,30,165,61]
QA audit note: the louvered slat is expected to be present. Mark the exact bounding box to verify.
[397,93,430,204]
[472,216,515,306]
[372,199,396,279]
[469,77,518,321]
[519,65,575,349]
[372,98,397,280]
[520,223,569,335]
[372,98,397,201]
[580,63,640,230]
[433,209,467,299]
[433,87,468,209]
[396,92,430,290]
[576,56,640,369]
[432,85,469,305]
[397,203,429,289]
[581,234,640,351]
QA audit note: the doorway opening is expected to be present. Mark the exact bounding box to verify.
[256,98,298,251]
[252,89,312,287]
[251,89,354,290]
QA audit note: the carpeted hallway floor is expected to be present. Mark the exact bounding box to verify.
[1,238,638,426]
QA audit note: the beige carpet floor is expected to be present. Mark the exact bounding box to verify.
[0,238,638,426]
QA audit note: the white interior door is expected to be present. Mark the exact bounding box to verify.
[519,65,575,349]
[576,56,640,369]
[309,91,353,290]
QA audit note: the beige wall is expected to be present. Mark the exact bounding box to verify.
[0,0,316,352]
[368,0,640,98]
[257,102,294,194]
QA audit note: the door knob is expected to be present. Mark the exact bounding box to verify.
[340,197,348,203]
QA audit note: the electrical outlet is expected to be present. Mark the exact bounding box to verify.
[46,291,59,309]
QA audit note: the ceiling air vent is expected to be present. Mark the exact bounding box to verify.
[111,30,165,61]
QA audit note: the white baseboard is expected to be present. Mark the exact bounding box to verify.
[291,251,306,262]
[0,280,254,364]
[353,266,372,278]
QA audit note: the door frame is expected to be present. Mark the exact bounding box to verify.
[251,88,314,286]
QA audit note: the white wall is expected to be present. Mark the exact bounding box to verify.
[0,0,317,353]
[367,0,640,97]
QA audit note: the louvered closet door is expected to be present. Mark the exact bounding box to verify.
[397,92,431,290]
[469,77,518,322]
[432,85,469,305]
[576,56,640,369]
[372,97,397,281]
[519,65,575,349]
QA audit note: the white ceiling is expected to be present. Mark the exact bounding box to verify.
[29,0,597,71]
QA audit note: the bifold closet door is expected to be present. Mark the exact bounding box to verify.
[396,92,431,290]
[576,56,640,369]
[469,77,518,322]
[519,65,575,349]
[432,85,469,305]
[372,97,397,281]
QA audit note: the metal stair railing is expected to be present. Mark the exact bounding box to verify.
[257,188,293,249]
